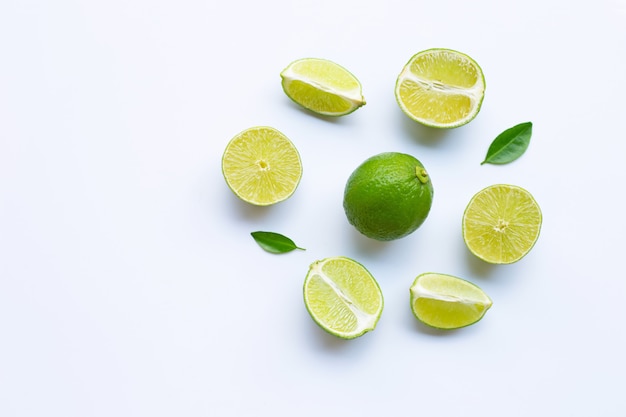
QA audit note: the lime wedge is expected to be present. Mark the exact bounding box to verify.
[409,272,492,330]
[280,58,365,116]
[463,184,542,264]
[221,126,302,206]
[395,48,485,128]
[303,257,383,339]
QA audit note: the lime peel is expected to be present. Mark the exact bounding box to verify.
[343,152,434,241]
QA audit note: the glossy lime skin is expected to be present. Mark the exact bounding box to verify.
[343,152,434,241]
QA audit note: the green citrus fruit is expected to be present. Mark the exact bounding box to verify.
[280,58,366,116]
[343,152,434,241]
[409,272,492,330]
[462,184,542,264]
[395,48,486,128]
[221,126,302,206]
[303,256,383,339]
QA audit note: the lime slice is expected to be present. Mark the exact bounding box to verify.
[463,184,542,264]
[409,272,492,330]
[303,257,383,339]
[280,58,366,116]
[395,48,485,128]
[221,126,302,206]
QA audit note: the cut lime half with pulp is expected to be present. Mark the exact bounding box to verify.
[410,272,492,330]
[395,48,485,128]
[221,126,302,206]
[280,58,365,116]
[462,184,542,264]
[303,257,383,339]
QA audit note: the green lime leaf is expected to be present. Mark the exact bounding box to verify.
[251,231,305,254]
[481,122,533,165]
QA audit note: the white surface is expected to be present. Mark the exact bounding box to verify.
[1,0,625,416]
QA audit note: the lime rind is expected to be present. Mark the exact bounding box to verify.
[303,257,384,339]
[395,48,486,129]
[343,152,434,241]
[409,272,492,330]
[462,184,542,264]
[280,58,365,117]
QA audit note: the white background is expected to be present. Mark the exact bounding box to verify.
[1,0,625,416]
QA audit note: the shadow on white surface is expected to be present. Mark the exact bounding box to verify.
[346,227,395,257]
[462,241,500,280]
[280,98,353,125]
[396,110,453,145]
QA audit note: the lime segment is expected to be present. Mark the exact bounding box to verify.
[410,272,492,329]
[395,48,485,128]
[303,257,383,339]
[280,58,365,116]
[462,184,542,264]
[221,126,302,206]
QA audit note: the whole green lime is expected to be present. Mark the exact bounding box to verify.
[343,152,434,241]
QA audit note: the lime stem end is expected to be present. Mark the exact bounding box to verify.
[416,167,429,184]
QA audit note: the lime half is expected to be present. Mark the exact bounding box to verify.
[280,58,365,116]
[395,48,485,128]
[221,126,302,206]
[463,184,542,264]
[410,272,492,330]
[303,257,383,339]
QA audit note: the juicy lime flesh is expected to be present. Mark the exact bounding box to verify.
[410,51,480,87]
[280,58,365,116]
[397,80,473,124]
[395,49,485,128]
[410,273,492,330]
[463,184,542,264]
[287,58,361,91]
[285,80,354,115]
[343,152,433,241]
[304,257,383,339]
[221,127,302,206]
